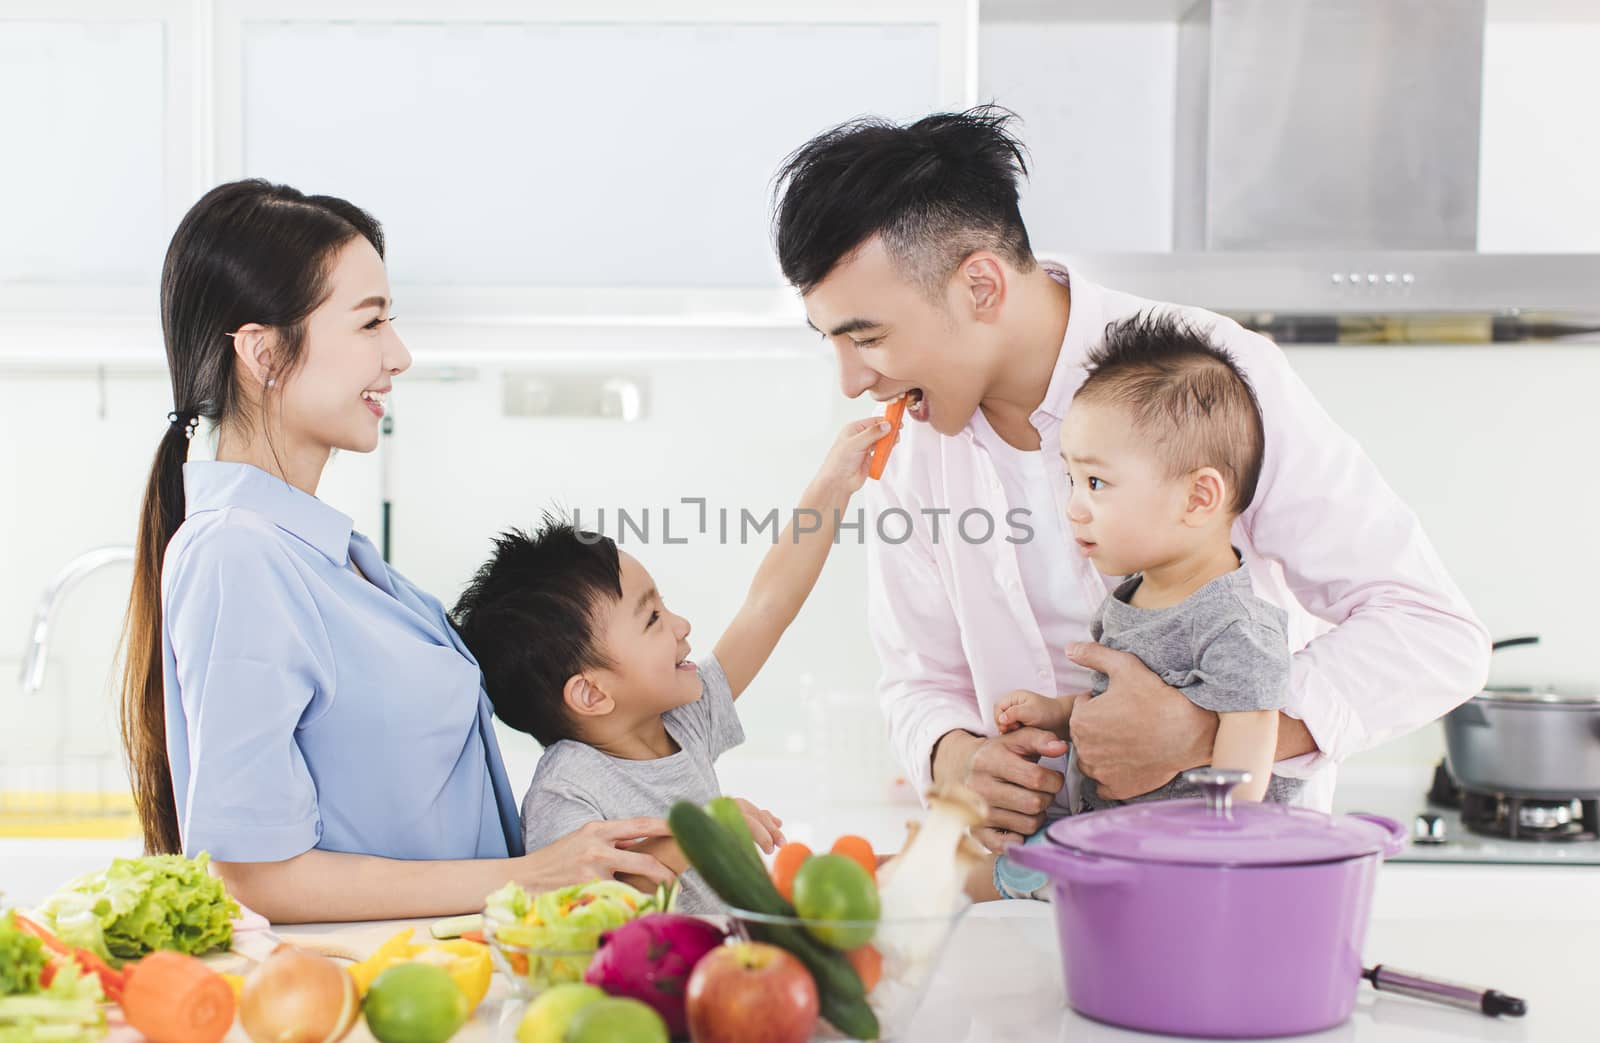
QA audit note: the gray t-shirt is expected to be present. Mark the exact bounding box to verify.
[520,654,744,914]
[1072,562,1302,812]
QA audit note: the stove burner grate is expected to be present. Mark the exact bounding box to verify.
[1459,789,1600,841]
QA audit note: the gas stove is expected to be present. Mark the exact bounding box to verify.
[1369,761,1600,866]
[1456,789,1599,842]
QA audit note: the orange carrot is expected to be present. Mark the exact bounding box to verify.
[830,835,877,879]
[867,396,908,480]
[459,929,486,945]
[846,944,883,992]
[120,950,235,1043]
[771,842,814,901]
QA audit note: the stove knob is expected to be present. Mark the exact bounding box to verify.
[1413,813,1447,845]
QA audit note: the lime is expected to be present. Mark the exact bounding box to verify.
[515,983,605,1043]
[564,996,669,1043]
[364,961,470,1043]
[792,852,880,949]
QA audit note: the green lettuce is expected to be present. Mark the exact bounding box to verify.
[0,955,104,1042]
[0,911,47,996]
[34,852,240,967]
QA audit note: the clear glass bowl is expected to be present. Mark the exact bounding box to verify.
[722,905,969,1041]
[480,915,601,998]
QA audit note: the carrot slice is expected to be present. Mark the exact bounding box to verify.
[830,835,877,880]
[770,842,814,902]
[867,395,908,480]
[120,950,235,1043]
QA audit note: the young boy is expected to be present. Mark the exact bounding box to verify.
[452,416,891,911]
[994,312,1300,814]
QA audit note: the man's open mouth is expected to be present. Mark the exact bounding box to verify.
[905,387,928,422]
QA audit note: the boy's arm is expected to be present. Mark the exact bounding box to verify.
[621,797,784,892]
[619,837,689,894]
[1210,710,1278,802]
[714,418,887,699]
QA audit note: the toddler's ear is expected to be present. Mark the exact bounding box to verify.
[1183,466,1228,526]
[564,675,615,718]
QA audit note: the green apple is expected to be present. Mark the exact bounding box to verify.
[515,983,605,1043]
[565,996,669,1043]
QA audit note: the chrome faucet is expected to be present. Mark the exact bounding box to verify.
[9,545,136,819]
[18,545,135,697]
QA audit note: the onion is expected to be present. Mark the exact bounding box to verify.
[239,943,360,1043]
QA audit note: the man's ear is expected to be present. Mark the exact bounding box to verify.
[229,322,276,387]
[954,250,1007,323]
[564,674,615,719]
[1183,467,1228,527]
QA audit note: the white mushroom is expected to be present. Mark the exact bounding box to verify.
[873,784,989,987]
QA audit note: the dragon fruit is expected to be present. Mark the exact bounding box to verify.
[582,913,727,1036]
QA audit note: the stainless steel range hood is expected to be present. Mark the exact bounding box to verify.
[1066,0,1600,342]
[1176,0,1486,252]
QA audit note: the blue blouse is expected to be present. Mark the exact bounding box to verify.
[160,461,523,862]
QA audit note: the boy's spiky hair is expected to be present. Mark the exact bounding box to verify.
[452,512,621,746]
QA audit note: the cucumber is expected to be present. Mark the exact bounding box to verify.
[705,797,773,882]
[669,802,879,1038]
[428,913,483,940]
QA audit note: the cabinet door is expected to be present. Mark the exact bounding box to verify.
[0,4,196,294]
[218,1,969,292]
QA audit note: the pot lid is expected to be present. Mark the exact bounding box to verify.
[1476,685,1600,706]
[1044,769,1400,868]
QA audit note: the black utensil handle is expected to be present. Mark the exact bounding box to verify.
[1364,965,1527,1018]
[1490,635,1541,652]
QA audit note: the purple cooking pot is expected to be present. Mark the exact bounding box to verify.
[1007,768,1407,1039]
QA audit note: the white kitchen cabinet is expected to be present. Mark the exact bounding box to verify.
[978,10,1178,252]
[0,3,199,298]
[211,0,971,311]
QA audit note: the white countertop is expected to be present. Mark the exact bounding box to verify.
[10,837,1598,1041]
[167,863,1587,1043]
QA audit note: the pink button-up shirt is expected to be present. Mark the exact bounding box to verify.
[863,261,1491,812]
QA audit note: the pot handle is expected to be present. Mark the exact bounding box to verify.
[1004,842,1137,888]
[1349,813,1409,857]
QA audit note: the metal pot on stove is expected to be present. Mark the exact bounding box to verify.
[1443,635,1600,799]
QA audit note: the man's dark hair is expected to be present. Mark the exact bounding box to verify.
[451,515,622,746]
[772,105,1036,296]
[1076,312,1266,515]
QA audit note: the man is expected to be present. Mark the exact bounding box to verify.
[771,108,1490,851]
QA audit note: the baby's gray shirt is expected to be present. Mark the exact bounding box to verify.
[1073,562,1302,812]
[520,654,744,913]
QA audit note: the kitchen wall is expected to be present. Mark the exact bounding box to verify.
[3,2,1597,811]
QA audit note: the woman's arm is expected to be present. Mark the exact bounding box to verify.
[216,818,676,923]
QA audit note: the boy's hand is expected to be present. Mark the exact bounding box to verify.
[815,417,894,497]
[994,689,1074,738]
[733,797,786,853]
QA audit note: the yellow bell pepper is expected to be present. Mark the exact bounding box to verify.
[348,928,493,1011]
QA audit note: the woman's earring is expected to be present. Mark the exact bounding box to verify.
[266,377,276,388]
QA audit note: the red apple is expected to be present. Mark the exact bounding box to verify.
[685,942,819,1043]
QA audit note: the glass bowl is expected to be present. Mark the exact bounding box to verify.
[723,905,969,1041]
[480,915,601,998]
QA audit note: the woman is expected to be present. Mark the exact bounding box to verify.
[121,180,673,922]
